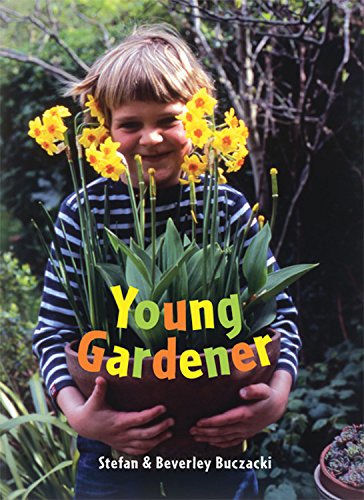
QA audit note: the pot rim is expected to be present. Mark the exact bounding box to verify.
[319,443,364,494]
[314,464,340,500]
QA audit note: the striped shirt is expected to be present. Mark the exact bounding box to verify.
[33,176,301,400]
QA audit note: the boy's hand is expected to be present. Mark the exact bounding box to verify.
[57,377,174,455]
[189,370,292,448]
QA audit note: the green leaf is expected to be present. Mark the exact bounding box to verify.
[243,223,271,295]
[245,263,319,314]
[1,435,24,490]
[312,418,328,431]
[131,239,161,282]
[96,263,125,288]
[0,414,75,435]
[126,256,152,302]
[247,298,277,337]
[163,218,184,270]
[105,228,152,285]
[23,460,73,498]
[152,244,196,303]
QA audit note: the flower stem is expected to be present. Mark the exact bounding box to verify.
[270,168,279,236]
[135,154,145,248]
[149,168,157,286]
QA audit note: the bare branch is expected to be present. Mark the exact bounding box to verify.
[189,0,243,115]
[275,159,311,257]
[0,6,89,73]
[75,10,113,50]
[0,47,78,83]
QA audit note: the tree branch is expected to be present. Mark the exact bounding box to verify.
[0,6,89,73]
[0,48,78,83]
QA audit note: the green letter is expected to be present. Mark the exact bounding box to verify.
[204,346,230,377]
[218,294,242,339]
[135,300,160,330]
[132,347,152,378]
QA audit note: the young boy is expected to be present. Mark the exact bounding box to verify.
[33,25,300,499]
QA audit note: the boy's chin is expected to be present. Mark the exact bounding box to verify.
[143,169,181,189]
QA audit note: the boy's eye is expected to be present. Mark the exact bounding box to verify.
[119,122,141,130]
[159,117,179,127]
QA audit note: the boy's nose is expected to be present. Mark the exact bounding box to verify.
[139,128,163,146]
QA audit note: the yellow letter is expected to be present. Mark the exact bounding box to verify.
[111,285,139,328]
[254,334,272,366]
[190,300,214,330]
[78,330,106,372]
[180,350,203,379]
[106,345,129,377]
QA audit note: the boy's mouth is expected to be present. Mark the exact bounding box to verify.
[140,151,171,162]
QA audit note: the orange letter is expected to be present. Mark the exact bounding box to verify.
[78,330,107,372]
[164,300,187,331]
[231,342,257,372]
[153,337,177,380]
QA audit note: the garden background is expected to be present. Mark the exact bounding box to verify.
[0,1,363,498]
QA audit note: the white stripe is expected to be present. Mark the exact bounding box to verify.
[42,352,67,373]
[59,211,80,230]
[43,286,67,300]
[55,227,82,246]
[45,364,68,386]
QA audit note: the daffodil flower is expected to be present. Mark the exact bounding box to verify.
[28,117,45,141]
[85,94,105,125]
[43,105,71,119]
[78,125,109,149]
[189,87,217,115]
[224,108,239,128]
[185,118,212,148]
[213,127,239,155]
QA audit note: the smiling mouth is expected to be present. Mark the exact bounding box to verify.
[140,152,171,161]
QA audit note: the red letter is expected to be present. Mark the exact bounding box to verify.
[78,330,107,372]
[164,300,187,331]
[153,337,177,380]
[231,342,257,372]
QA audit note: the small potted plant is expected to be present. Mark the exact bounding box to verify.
[30,90,317,458]
[315,424,364,499]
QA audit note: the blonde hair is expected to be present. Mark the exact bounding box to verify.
[68,24,214,126]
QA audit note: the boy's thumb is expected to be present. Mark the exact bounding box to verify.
[88,376,107,409]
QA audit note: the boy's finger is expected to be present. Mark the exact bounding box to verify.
[87,376,108,409]
[127,430,173,452]
[127,418,174,440]
[120,405,167,429]
[195,407,246,427]
[239,383,270,401]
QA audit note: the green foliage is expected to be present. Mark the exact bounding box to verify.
[0,252,40,398]
[252,340,363,499]
[1,0,174,81]
[99,210,316,352]
[0,373,77,499]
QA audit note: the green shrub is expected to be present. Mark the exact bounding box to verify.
[252,340,363,499]
[0,252,40,398]
[0,373,77,499]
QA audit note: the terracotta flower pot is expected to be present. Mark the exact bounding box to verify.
[319,444,364,500]
[65,329,280,459]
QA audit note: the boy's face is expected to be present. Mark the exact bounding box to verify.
[111,100,191,188]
